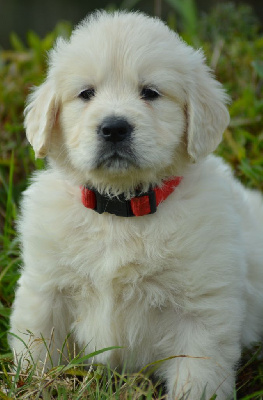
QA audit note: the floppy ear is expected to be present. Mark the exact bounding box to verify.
[186,56,230,161]
[24,79,58,158]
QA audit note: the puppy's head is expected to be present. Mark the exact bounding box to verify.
[25,11,229,194]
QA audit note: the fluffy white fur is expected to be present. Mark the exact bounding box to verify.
[9,11,263,400]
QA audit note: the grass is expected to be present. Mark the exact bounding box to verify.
[0,1,263,398]
[0,343,166,399]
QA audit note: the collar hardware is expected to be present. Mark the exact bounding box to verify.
[96,192,133,217]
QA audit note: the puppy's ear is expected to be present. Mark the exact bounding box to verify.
[186,54,230,161]
[24,79,58,158]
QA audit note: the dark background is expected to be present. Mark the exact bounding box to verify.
[0,0,262,49]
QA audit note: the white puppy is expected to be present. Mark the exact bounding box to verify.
[10,11,263,400]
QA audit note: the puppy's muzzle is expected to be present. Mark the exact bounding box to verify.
[98,116,134,143]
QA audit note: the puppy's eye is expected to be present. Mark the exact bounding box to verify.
[79,88,95,101]
[140,87,160,101]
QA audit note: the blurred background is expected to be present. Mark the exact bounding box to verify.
[0,0,263,48]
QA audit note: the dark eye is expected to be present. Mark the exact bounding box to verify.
[79,88,95,101]
[140,87,160,101]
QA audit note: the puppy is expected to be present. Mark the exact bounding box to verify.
[10,11,263,400]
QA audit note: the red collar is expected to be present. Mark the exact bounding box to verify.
[81,176,182,217]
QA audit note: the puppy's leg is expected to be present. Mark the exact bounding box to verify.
[9,275,71,370]
[157,315,241,400]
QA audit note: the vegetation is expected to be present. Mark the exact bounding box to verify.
[0,1,263,398]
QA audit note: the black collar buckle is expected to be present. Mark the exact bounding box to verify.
[95,192,134,217]
[94,188,157,217]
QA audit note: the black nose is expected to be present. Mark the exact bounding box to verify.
[98,117,133,143]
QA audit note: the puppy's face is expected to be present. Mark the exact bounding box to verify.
[55,20,186,184]
[25,12,230,194]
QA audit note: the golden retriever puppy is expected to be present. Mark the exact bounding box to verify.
[10,11,263,399]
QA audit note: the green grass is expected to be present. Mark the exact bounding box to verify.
[1,2,263,398]
[0,344,167,399]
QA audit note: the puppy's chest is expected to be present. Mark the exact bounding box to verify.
[67,258,184,353]
[59,214,175,281]
[59,217,185,318]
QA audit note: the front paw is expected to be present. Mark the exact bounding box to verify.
[165,362,234,400]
